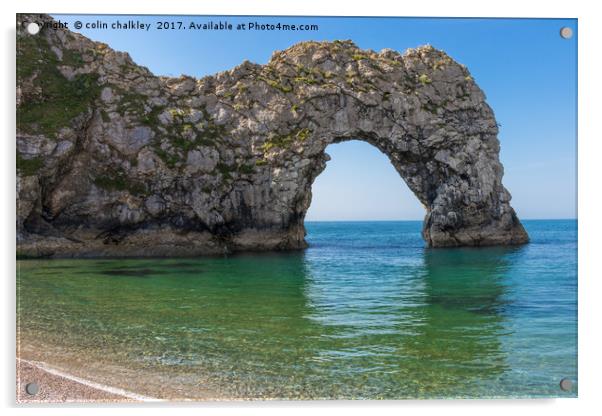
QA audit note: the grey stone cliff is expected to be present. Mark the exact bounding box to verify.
[17,14,528,257]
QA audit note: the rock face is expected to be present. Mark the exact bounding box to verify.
[16,14,529,257]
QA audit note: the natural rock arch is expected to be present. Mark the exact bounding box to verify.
[17,14,528,257]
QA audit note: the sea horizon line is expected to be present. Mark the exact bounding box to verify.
[304,218,577,222]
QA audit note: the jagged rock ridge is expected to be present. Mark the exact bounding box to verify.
[17,14,528,257]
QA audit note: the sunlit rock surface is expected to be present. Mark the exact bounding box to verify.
[16,14,528,257]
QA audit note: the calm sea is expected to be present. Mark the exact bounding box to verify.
[17,219,577,399]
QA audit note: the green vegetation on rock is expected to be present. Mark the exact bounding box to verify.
[141,105,166,128]
[152,146,180,169]
[293,65,324,86]
[149,105,227,169]
[93,167,147,195]
[216,162,233,180]
[262,128,311,152]
[17,34,101,137]
[418,74,432,85]
[237,163,256,175]
[259,76,293,93]
[116,90,148,118]
[16,153,43,176]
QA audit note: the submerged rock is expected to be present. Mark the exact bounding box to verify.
[16,14,528,257]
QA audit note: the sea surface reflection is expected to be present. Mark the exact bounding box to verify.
[17,220,577,399]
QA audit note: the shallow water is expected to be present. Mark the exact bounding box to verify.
[17,220,577,399]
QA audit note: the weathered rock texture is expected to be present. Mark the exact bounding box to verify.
[17,14,528,257]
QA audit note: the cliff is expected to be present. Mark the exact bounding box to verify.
[17,14,528,257]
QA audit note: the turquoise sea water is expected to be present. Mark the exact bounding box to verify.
[17,220,577,399]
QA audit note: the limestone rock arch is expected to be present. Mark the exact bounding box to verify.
[16,14,528,257]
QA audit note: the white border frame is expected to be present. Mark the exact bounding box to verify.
[3,1,601,415]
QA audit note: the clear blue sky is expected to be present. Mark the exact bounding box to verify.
[53,15,577,220]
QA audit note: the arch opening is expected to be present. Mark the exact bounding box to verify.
[305,140,426,223]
